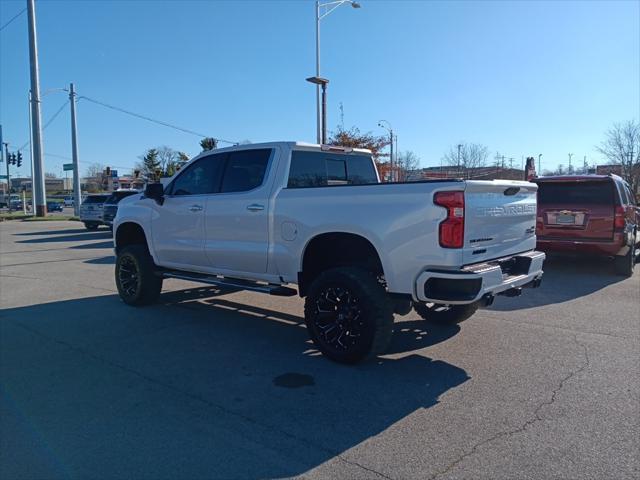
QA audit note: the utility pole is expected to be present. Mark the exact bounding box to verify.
[457,144,462,173]
[27,0,47,216]
[28,91,34,196]
[3,143,10,209]
[0,125,4,196]
[69,83,82,216]
[509,157,514,169]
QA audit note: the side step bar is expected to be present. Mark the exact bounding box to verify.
[162,270,297,297]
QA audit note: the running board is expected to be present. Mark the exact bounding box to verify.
[162,271,297,297]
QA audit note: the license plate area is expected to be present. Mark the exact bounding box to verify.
[546,211,586,227]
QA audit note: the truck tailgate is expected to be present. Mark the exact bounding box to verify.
[463,180,538,265]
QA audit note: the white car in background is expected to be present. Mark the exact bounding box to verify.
[63,196,74,207]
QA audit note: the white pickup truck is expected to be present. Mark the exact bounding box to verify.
[113,141,544,363]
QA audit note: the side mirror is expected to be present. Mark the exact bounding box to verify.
[144,183,164,205]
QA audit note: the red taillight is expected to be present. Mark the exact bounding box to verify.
[614,206,626,230]
[434,191,464,248]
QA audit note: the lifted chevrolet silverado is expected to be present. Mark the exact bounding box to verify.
[113,142,545,363]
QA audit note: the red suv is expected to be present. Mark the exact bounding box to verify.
[534,174,639,277]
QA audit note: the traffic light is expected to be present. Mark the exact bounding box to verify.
[133,169,140,179]
[105,166,111,176]
[10,153,16,165]
[16,152,22,168]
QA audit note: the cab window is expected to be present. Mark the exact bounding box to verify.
[168,154,225,196]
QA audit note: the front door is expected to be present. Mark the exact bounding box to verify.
[151,155,224,270]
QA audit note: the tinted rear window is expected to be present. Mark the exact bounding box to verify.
[288,151,378,188]
[537,181,614,205]
[106,191,139,204]
[84,195,109,204]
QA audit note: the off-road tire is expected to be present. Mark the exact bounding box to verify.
[304,267,394,364]
[412,301,479,324]
[84,222,99,231]
[115,244,163,306]
[614,243,636,277]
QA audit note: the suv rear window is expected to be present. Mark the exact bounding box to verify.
[106,191,139,204]
[537,181,614,205]
[84,195,110,204]
[287,151,378,188]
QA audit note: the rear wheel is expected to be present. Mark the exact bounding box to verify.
[84,222,99,231]
[304,267,394,364]
[115,244,163,306]
[614,243,636,277]
[412,301,479,324]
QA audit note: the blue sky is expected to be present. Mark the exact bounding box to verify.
[1,0,639,178]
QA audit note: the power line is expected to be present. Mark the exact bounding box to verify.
[77,95,238,145]
[0,7,26,32]
[18,99,69,151]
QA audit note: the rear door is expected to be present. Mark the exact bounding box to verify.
[536,180,615,241]
[462,180,538,264]
[204,148,275,274]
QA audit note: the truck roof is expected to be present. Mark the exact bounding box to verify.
[193,141,372,158]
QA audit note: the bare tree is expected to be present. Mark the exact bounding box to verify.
[395,150,420,181]
[442,142,489,178]
[596,120,640,193]
[157,146,179,176]
[85,162,105,178]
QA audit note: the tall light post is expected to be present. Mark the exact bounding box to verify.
[306,77,329,144]
[313,0,361,144]
[457,144,463,173]
[378,120,394,182]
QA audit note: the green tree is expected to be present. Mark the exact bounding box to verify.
[141,148,160,180]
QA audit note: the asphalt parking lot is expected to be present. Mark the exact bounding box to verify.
[1,220,638,480]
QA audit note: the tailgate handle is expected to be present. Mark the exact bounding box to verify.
[504,187,520,196]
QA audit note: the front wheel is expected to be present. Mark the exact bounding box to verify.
[115,244,163,306]
[304,267,394,364]
[614,243,636,277]
[413,301,479,324]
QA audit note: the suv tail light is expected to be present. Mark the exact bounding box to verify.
[614,206,626,230]
[434,191,465,248]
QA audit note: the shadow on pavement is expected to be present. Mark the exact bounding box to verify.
[489,254,627,311]
[16,231,112,244]
[1,288,467,479]
[70,241,113,250]
[15,228,105,236]
[84,256,115,264]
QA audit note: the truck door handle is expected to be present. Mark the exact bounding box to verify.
[189,204,203,212]
[246,204,265,212]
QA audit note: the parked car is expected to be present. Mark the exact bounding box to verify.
[47,201,63,212]
[534,174,639,276]
[102,190,141,229]
[79,194,110,230]
[113,141,545,364]
[63,196,74,207]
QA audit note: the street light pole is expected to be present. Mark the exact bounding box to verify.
[306,77,330,144]
[26,0,46,216]
[315,1,321,144]
[313,0,361,144]
[378,120,394,182]
[538,154,542,174]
